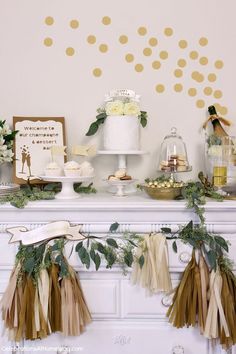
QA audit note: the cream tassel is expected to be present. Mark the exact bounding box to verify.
[204,269,230,339]
[131,233,172,293]
[38,269,51,333]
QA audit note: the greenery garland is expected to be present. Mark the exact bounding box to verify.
[0,182,96,208]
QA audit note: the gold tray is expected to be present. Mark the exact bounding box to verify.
[143,185,183,200]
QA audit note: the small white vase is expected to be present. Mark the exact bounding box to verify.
[0,162,12,183]
[103,115,140,151]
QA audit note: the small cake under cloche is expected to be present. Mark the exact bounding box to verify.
[44,162,63,176]
[64,161,81,177]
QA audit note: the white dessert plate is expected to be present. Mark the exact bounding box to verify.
[39,175,94,183]
[104,178,137,185]
[98,150,146,155]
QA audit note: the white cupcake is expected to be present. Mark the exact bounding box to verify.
[44,162,62,176]
[64,161,81,177]
[80,161,94,176]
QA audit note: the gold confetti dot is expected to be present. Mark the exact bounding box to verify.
[215,60,224,69]
[119,35,128,44]
[164,27,173,36]
[177,59,186,68]
[152,60,161,70]
[93,68,102,77]
[66,47,75,56]
[204,87,213,96]
[179,40,188,49]
[87,35,96,44]
[214,90,223,99]
[191,71,204,83]
[174,69,183,78]
[188,88,197,97]
[45,16,54,25]
[220,107,228,115]
[189,51,199,60]
[44,37,53,47]
[199,57,208,65]
[143,47,152,56]
[125,53,134,63]
[70,19,79,29]
[135,64,144,72]
[102,16,111,25]
[138,26,147,36]
[174,83,183,92]
[149,37,158,46]
[99,44,108,53]
[196,99,205,108]
[159,51,168,60]
[208,73,217,82]
[155,84,165,93]
[199,37,208,46]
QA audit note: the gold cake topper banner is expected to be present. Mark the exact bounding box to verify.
[7,221,85,245]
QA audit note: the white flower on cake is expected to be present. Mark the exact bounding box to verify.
[123,102,140,117]
[105,100,124,116]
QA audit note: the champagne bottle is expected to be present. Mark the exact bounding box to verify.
[208,105,228,137]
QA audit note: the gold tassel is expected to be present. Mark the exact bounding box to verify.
[48,264,62,333]
[219,269,236,349]
[61,263,91,336]
[167,251,204,329]
[131,233,172,293]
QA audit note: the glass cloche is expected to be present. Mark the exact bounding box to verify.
[158,127,191,173]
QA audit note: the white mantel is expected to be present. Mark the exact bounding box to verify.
[0,194,235,354]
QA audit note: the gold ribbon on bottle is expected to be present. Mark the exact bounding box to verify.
[202,115,231,130]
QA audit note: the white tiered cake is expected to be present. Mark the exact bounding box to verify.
[102,89,141,151]
[103,115,140,151]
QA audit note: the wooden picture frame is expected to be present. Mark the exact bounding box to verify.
[13,117,66,184]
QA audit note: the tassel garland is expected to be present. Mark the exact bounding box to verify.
[0,242,92,341]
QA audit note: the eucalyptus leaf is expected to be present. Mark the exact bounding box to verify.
[85,122,99,136]
[138,255,145,269]
[109,222,119,233]
[172,240,178,253]
[106,238,118,248]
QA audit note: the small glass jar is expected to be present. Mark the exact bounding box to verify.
[158,127,191,173]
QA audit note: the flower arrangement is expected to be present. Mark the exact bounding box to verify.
[86,96,148,136]
[0,120,18,164]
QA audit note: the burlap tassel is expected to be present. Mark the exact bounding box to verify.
[61,263,92,336]
[131,233,172,293]
[218,269,236,349]
[167,251,204,328]
[204,269,230,342]
[48,264,62,333]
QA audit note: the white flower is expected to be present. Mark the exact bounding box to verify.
[105,100,124,116]
[123,101,140,117]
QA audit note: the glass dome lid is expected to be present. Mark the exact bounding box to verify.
[158,127,191,173]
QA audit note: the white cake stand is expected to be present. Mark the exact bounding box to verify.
[105,179,138,197]
[39,175,94,199]
[98,150,146,170]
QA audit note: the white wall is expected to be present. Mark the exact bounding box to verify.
[0,0,235,186]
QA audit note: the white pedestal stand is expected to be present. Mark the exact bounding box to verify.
[98,150,145,194]
[39,176,94,200]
